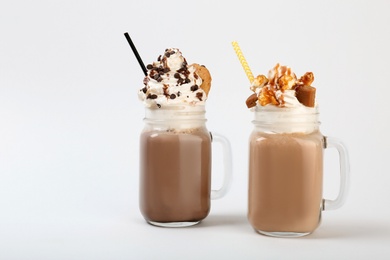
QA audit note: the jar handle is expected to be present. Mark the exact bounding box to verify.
[323,136,350,210]
[210,132,233,200]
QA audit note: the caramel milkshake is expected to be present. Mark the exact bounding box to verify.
[246,64,324,236]
[248,130,324,234]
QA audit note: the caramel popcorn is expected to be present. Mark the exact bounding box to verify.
[250,75,269,92]
[278,74,296,91]
[258,86,280,106]
[245,64,316,109]
[298,72,314,86]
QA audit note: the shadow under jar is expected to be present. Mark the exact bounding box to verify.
[248,106,349,237]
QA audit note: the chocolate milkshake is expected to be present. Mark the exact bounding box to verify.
[136,48,231,227]
[139,128,211,224]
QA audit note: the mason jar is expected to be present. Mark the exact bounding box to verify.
[139,105,232,227]
[248,105,350,237]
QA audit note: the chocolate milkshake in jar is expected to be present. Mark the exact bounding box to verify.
[244,64,350,237]
[138,48,232,227]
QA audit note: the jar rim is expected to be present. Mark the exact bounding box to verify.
[144,104,207,125]
[251,105,320,134]
[251,104,319,114]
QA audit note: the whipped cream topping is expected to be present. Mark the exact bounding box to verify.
[277,90,303,107]
[139,48,206,108]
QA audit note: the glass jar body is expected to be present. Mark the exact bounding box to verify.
[248,129,324,236]
[248,106,324,237]
[139,106,212,227]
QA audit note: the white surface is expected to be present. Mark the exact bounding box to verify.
[1,0,390,259]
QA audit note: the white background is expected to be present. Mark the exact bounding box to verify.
[1,0,389,259]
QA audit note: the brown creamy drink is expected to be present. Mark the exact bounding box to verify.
[139,128,212,224]
[248,131,324,233]
[243,63,332,236]
[136,48,231,227]
[233,45,350,236]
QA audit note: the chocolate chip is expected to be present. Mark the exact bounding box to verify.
[165,52,171,58]
[146,64,153,70]
[157,104,161,108]
[163,68,170,73]
[196,92,203,101]
[142,87,147,93]
[170,94,176,99]
[177,78,184,85]
[191,85,199,91]
[174,73,181,79]
[146,93,157,99]
[157,55,162,61]
[157,77,163,82]
[177,91,181,97]
[184,78,191,84]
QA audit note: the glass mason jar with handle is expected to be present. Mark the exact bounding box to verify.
[139,105,232,227]
[248,105,350,237]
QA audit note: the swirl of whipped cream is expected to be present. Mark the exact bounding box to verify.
[138,48,206,108]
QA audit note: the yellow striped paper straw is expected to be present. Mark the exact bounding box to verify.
[231,41,254,83]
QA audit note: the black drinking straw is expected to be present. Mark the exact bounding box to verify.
[124,32,147,76]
